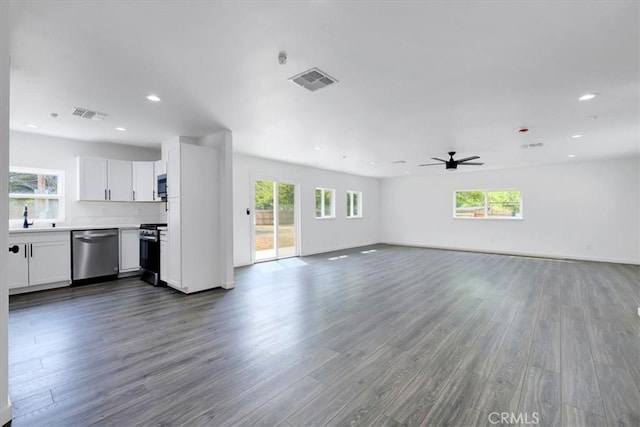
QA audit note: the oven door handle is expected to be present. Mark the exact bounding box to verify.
[139,235,159,242]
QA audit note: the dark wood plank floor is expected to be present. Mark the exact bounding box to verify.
[6,245,640,426]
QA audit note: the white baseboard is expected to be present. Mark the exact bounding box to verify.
[382,241,640,266]
[9,280,70,295]
[0,396,12,426]
[220,281,235,290]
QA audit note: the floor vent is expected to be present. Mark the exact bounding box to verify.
[289,68,338,92]
[72,107,109,120]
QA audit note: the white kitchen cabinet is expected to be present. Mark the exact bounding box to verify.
[166,197,182,288]
[77,157,108,201]
[119,228,140,273]
[7,243,29,289]
[132,161,155,202]
[161,143,221,293]
[154,160,166,201]
[159,230,168,283]
[77,157,133,201]
[8,232,71,289]
[107,159,133,201]
[167,146,181,199]
[29,241,72,285]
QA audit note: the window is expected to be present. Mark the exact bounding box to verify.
[315,187,335,218]
[346,191,362,218]
[454,189,522,219]
[9,167,65,223]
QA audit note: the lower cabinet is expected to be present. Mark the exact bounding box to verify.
[119,228,140,273]
[160,230,168,283]
[8,232,71,289]
[166,198,182,289]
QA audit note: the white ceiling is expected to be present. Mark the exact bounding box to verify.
[8,1,639,177]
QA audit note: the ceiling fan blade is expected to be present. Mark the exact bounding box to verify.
[458,162,484,166]
[419,163,443,166]
[431,157,447,162]
[456,156,480,163]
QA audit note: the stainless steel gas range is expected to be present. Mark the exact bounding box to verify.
[139,223,166,286]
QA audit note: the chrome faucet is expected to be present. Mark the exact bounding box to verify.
[23,205,34,229]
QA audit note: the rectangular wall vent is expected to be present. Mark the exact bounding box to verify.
[289,67,338,92]
[72,107,109,120]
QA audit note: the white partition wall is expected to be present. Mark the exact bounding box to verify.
[1,1,13,423]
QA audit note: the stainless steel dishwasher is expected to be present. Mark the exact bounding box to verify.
[71,229,119,283]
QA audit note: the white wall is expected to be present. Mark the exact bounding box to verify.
[233,154,381,266]
[10,131,166,227]
[1,1,13,422]
[381,158,640,264]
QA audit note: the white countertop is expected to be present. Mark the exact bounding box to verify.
[9,224,140,234]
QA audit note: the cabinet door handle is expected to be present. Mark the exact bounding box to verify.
[30,244,33,258]
[25,244,28,258]
[133,190,136,201]
[153,190,156,200]
[108,189,111,200]
[105,189,107,200]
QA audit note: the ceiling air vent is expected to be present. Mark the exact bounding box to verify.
[520,142,544,149]
[289,68,338,92]
[71,107,109,121]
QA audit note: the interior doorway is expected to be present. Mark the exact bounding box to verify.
[253,180,297,262]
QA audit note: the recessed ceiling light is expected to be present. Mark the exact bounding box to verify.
[26,124,39,129]
[370,161,376,165]
[313,146,321,150]
[116,127,127,132]
[146,94,161,102]
[393,160,407,164]
[579,93,597,101]
[571,134,583,138]
[568,154,577,158]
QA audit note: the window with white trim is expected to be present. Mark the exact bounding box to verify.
[315,187,335,219]
[454,189,522,219]
[346,190,362,218]
[9,167,65,224]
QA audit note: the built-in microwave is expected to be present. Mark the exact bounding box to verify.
[157,174,167,200]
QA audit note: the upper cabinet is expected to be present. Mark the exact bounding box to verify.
[77,157,109,201]
[107,159,133,201]
[78,156,161,203]
[132,161,155,202]
[167,146,180,199]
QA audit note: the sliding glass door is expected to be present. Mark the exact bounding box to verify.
[254,180,296,262]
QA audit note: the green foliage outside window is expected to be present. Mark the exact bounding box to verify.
[9,169,62,221]
[455,190,522,218]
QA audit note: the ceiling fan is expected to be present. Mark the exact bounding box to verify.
[419,151,484,170]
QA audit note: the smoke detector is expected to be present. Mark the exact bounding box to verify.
[278,51,287,65]
[289,68,338,92]
[71,107,109,120]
